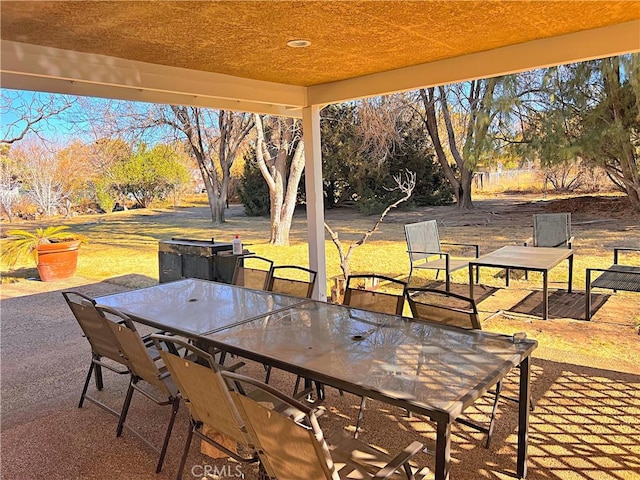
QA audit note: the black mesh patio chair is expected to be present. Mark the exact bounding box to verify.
[406,287,528,448]
[231,255,274,290]
[267,265,317,299]
[343,274,406,315]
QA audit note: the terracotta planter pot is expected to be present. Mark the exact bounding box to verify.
[36,239,81,282]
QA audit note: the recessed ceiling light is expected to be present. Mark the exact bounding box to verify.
[287,39,311,48]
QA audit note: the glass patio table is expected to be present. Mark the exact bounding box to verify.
[201,299,537,480]
[95,278,311,337]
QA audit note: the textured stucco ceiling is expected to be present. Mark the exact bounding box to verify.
[1,1,639,87]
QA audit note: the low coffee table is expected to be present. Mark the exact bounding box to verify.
[469,245,574,320]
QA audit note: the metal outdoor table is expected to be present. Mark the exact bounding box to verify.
[469,245,574,320]
[96,280,537,480]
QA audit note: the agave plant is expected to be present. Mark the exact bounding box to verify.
[1,226,88,267]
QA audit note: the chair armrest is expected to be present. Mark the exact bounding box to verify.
[407,249,447,257]
[441,242,480,258]
[373,441,425,479]
[614,246,640,264]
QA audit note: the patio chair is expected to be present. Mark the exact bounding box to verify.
[406,287,481,330]
[343,274,406,315]
[62,291,131,416]
[96,306,180,473]
[231,255,274,290]
[150,334,258,480]
[267,265,317,299]
[342,274,407,437]
[526,213,574,249]
[404,220,479,291]
[265,265,317,385]
[222,370,429,480]
[406,287,527,448]
[518,213,574,281]
[586,246,640,320]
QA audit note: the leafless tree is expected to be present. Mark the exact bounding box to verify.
[325,169,416,281]
[1,91,76,145]
[164,107,254,223]
[254,114,305,245]
[0,147,20,222]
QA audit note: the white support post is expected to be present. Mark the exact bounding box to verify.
[302,105,327,301]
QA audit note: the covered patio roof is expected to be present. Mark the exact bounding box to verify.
[1,1,639,299]
[2,1,639,115]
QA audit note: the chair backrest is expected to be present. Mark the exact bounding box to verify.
[232,255,274,290]
[222,371,338,480]
[62,291,125,365]
[405,220,442,263]
[151,334,252,448]
[406,287,481,330]
[96,305,169,395]
[533,213,571,248]
[343,274,406,315]
[267,266,317,299]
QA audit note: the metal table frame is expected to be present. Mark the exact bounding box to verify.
[469,245,574,320]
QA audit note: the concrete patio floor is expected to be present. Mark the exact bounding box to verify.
[1,275,639,480]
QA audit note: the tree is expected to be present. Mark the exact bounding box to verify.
[165,107,254,223]
[110,143,190,208]
[324,170,416,282]
[254,114,305,246]
[583,56,639,209]
[97,102,254,223]
[238,147,271,216]
[0,145,21,222]
[417,79,502,209]
[1,91,76,145]
[517,55,640,210]
[320,104,364,208]
[10,140,82,217]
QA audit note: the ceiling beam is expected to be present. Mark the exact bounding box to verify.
[0,40,306,117]
[308,20,640,106]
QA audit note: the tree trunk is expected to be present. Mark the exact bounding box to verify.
[419,88,462,199]
[255,115,306,246]
[602,58,640,212]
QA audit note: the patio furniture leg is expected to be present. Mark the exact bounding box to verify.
[585,269,593,321]
[434,419,451,480]
[354,396,367,438]
[176,420,196,480]
[116,378,136,437]
[156,397,180,473]
[543,271,549,320]
[486,381,502,449]
[568,254,573,293]
[445,257,450,291]
[94,362,104,391]
[517,356,531,479]
[506,269,510,287]
[468,265,475,299]
[79,362,95,408]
